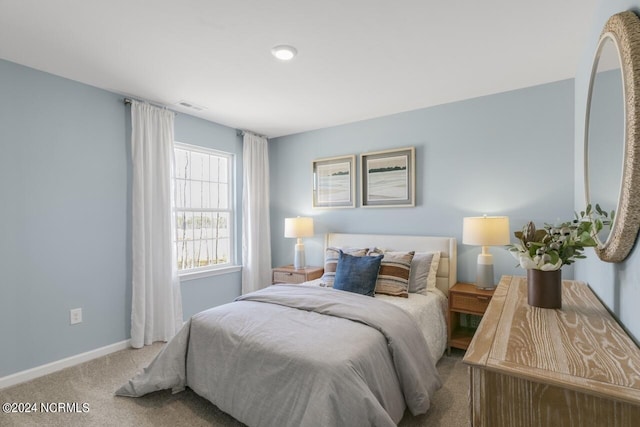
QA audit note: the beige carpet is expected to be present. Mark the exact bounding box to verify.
[0,345,469,427]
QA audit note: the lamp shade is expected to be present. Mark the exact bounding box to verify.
[284,217,314,238]
[462,216,510,246]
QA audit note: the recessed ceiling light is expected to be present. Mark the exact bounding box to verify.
[271,45,297,61]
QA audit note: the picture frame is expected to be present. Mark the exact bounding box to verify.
[360,147,415,208]
[312,155,356,208]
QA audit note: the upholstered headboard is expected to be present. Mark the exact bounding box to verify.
[324,233,457,297]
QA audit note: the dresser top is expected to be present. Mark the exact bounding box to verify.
[463,275,640,405]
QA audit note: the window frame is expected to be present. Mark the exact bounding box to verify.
[173,141,239,280]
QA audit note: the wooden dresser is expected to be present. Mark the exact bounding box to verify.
[463,275,640,427]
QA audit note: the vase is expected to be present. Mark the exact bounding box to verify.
[526,269,562,309]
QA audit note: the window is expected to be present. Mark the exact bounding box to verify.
[174,142,235,276]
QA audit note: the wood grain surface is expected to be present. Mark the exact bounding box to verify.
[464,275,640,426]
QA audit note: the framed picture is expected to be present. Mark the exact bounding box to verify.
[312,155,356,208]
[361,147,415,207]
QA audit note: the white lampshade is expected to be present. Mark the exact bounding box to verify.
[284,217,314,238]
[462,216,510,246]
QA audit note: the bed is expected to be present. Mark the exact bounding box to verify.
[116,233,457,427]
[314,233,456,363]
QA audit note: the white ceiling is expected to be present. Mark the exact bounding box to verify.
[0,0,597,138]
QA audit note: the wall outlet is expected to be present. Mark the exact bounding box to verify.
[70,308,82,325]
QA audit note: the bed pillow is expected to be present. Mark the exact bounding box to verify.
[332,251,383,296]
[374,251,415,298]
[321,247,368,287]
[408,251,441,294]
[366,247,384,257]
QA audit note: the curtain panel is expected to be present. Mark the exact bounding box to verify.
[242,133,272,294]
[130,101,183,348]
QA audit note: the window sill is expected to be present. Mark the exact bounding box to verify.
[179,265,242,282]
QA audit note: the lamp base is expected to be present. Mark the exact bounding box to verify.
[293,242,306,270]
[475,263,495,289]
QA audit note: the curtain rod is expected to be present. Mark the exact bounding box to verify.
[236,129,268,139]
[124,98,265,136]
[123,97,177,116]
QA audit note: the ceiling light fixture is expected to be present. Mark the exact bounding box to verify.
[271,45,297,61]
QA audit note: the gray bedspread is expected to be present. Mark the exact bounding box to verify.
[116,285,441,426]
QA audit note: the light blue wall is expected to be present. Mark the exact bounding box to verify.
[269,80,576,284]
[574,0,640,343]
[0,59,241,377]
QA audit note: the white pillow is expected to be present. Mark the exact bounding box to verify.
[408,251,440,294]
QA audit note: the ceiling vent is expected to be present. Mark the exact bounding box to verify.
[176,100,207,112]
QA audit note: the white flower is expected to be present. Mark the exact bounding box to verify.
[511,249,562,271]
[539,260,562,271]
[509,243,526,260]
[517,254,538,270]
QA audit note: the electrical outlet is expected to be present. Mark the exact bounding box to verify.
[70,308,82,325]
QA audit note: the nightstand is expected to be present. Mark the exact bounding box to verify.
[448,282,495,353]
[272,265,324,284]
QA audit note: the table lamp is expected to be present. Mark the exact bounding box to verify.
[462,215,510,289]
[284,217,314,269]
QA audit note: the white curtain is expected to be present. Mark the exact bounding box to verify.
[130,101,183,348]
[242,132,272,294]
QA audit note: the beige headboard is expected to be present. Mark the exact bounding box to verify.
[324,233,457,297]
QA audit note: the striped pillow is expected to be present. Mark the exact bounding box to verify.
[375,251,415,298]
[321,247,369,287]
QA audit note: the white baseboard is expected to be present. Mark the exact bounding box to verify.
[0,340,131,390]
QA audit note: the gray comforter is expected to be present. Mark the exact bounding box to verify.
[116,285,441,426]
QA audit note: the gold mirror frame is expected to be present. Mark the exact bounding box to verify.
[585,11,640,262]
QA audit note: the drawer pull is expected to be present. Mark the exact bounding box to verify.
[476,296,490,301]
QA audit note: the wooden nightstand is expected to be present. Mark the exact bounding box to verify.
[448,282,495,353]
[272,265,324,284]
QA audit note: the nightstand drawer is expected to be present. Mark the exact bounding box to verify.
[450,292,492,314]
[272,265,324,284]
[273,270,306,284]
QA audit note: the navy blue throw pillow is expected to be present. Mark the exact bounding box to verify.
[333,250,383,296]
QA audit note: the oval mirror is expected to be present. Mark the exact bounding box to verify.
[585,11,640,263]
[585,36,624,245]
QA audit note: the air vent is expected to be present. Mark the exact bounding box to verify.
[176,100,207,112]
